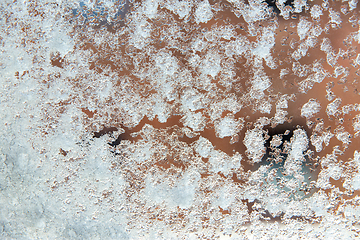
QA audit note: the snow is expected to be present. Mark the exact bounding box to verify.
[301,99,321,118]
[243,128,266,163]
[297,18,313,41]
[182,111,206,131]
[1,0,360,238]
[194,137,213,158]
[214,115,243,138]
[353,114,360,135]
[194,0,213,24]
[310,5,323,20]
[326,98,342,116]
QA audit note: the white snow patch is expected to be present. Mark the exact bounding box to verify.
[310,5,323,20]
[326,98,342,116]
[208,150,241,175]
[166,0,193,19]
[194,137,214,158]
[328,8,342,26]
[301,99,321,118]
[145,170,200,209]
[194,0,213,24]
[144,0,159,19]
[182,111,206,131]
[252,26,276,61]
[243,128,266,163]
[297,18,313,41]
[200,51,222,78]
[214,115,243,138]
[154,51,178,76]
[353,114,360,135]
[288,129,309,161]
[348,0,358,11]
[181,88,207,111]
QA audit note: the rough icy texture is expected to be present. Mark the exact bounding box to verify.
[1,0,360,239]
[301,98,321,118]
[243,128,266,163]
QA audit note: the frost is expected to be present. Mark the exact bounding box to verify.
[328,8,342,27]
[243,128,266,163]
[284,129,309,177]
[144,0,159,19]
[343,151,360,190]
[129,18,153,49]
[166,0,193,19]
[2,0,360,238]
[154,51,178,76]
[145,170,200,209]
[194,0,213,24]
[208,150,239,174]
[311,130,334,152]
[182,111,206,131]
[301,99,321,118]
[249,70,272,99]
[200,50,222,78]
[335,126,352,146]
[252,26,276,67]
[353,114,360,135]
[293,0,307,13]
[297,18,313,41]
[326,98,342,117]
[181,88,207,112]
[194,137,213,158]
[310,5,323,20]
[214,115,243,138]
[348,0,358,11]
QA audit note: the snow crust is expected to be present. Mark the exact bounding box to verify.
[301,98,321,118]
[1,0,360,239]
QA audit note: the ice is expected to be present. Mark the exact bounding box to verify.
[214,114,243,138]
[194,137,213,158]
[144,0,159,19]
[353,114,360,135]
[182,111,206,131]
[310,4,323,20]
[243,128,266,163]
[194,0,213,24]
[301,99,321,118]
[326,98,342,117]
[2,0,360,238]
[297,18,313,41]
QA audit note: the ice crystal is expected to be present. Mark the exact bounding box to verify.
[1,0,360,239]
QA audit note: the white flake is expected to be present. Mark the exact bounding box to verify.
[310,5,323,20]
[214,115,243,138]
[194,0,213,24]
[243,128,266,163]
[301,99,321,118]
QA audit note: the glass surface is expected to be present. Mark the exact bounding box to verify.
[1,0,360,238]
